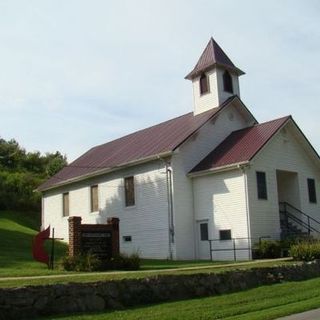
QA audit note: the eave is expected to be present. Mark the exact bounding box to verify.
[39,151,173,193]
[188,161,250,178]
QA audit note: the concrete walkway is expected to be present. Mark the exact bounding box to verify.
[277,308,320,320]
[0,257,291,281]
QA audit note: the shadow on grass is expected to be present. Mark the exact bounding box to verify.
[0,227,67,275]
[0,210,41,230]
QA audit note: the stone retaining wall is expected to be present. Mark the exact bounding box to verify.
[1,261,320,320]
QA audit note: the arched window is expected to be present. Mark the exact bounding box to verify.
[199,73,209,95]
[223,70,233,93]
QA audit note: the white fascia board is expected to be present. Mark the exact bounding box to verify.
[40,151,172,193]
[188,161,250,178]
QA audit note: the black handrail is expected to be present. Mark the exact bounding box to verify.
[284,211,319,234]
[280,202,320,226]
[279,202,320,235]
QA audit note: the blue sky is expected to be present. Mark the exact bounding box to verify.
[0,1,319,161]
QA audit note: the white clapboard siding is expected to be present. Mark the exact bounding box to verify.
[172,102,250,259]
[247,121,320,241]
[192,69,220,115]
[193,169,250,261]
[43,160,172,259]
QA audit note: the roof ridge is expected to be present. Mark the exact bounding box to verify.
[39,96,239,191]
[253,115,291,127]
[229,115,291,135]
[89,106,226,151]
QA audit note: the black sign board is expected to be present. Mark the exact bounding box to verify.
[81,230,112,260]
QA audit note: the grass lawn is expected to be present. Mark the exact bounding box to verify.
[0,210,226,277]
[42,277,320,320]
[0,210,296,289]
[0,210,68,277]
[2,210,320,320]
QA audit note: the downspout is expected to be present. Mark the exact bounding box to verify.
[191,177,198,259]
[239,164,252,260]
[166,163,174,260]
[158,156,174,260]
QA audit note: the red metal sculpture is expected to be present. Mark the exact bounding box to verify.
[32,226,50,266]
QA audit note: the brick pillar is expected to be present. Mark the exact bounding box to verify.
[68,216,82,257]
[108,217,120,257]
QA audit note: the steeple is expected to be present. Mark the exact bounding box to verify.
[186,37,245,115]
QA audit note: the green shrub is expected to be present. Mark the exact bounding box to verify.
[281,234,314,248]
[290,241,320,261]
[61,252,140,271]
[60,255,76,271]
[109,253,141,270]
[61,252,101,271]
[254,240,282,259]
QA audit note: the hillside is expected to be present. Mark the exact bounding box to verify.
[0,210,67,277]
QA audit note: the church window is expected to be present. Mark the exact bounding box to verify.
[219,229,232,240]
[199,73,209,95]
[307,178,317,203]
[124,176,135,207]
[223,70,233,93]
[200,223,209,241]
[90,185,99,212]
[62,192,69,217]
[256,171,267,200]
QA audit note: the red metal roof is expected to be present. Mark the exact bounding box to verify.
[39,96,236,191]
[185,37,244,80]
[190,116,291,174]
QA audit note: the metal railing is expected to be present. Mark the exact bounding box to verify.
[208,236,270,261]
[279,202,320,235]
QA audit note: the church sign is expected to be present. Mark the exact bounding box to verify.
[68,216,119,261]
[81,230,112,259]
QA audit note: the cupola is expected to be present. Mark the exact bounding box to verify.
[185,37,245,115]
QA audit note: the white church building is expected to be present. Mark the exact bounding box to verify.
[39,38,320,260]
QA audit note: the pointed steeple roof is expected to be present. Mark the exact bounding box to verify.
[185,37,245,80]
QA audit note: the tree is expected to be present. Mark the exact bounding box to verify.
[46,152,67,177]
[0,137,68,211]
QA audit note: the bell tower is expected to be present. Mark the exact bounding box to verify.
[185,37,245,115]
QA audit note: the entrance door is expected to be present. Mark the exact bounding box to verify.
[276,170,300,209]
[197,221,210,260]
[276,170,302,231]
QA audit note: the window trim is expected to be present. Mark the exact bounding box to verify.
[199,73,210,95]
[256,171,268,200]
[307,178,317,204]
[62,192,69,217]
[90,185,99,213]
[124,176,135,207]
